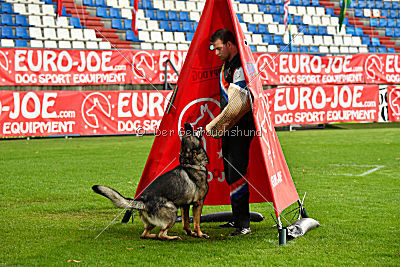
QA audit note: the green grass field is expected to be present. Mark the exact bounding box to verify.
[1,127,399,266]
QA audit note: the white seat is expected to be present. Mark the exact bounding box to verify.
[252,34,263,45]
[59,40,72,49]
[28,4,43,15]
[153,0,163,9]
[121,8,132,19]
[240,23,248,32]
[278,25,286,34]
[372,9,380,17]
[293,35,303,45]
[268,24,278,34]
[306,7,316,16]
[29,15,42,27]
[140,43,152,49]
[42,16,56,28]
[316,7,325,16]
[165,43,177,50]
[56,17,72,28]
[330,17,339,25]
[238,3,248,13]
[253,14,263,24]
[86,41,99,49]
[57,28,72,40]
[13,4,28,15]
[70,29,84,41]
[303,35,314,45]
[288,6,297,15]
[327,26,336,35]
[243,14,253,23]
[359,46,368,53]
[337,25,346,35]
[267,45,278,53]
[30,40,43,48]
[138,31,150,42]
[339,46,349,53]
[263,14,273,24]
[72,41,85,49]
[44,40,57,48]
[256,45,267,52]
[119,0,132,8]
[343,36,352,45]
[186,1,197,11]
[303,15,312,25]
[297,6,306,16]
[175,1,185,11]
[99,41,112,49]
[29,27,45,39]
[349,47,358,53]
[312,16,322,25]
[323,36,333,45]
[174,32,187,43]
[333,36,343,45]
[150,31,162,42]
[137,20,146,30]
[1,39,14,47]
[42,4,55,16]
[177,43,189,50]
[314,35,323,45]
[248,4,259,13]
[107,0,118,7]
[147,20,160,31]
[137,9,145,20]
[321,16,331,26]
[162,31,174,42]
[153,43,165,50]
[197,2,205,11]
[84,29,101,41]
[290,25,298,34]
[320,46,329,53]
[43,28,57,40]
[363,9,371,17]
[164,1,175,10]
[329,46,339,53]
[189,11,200,21]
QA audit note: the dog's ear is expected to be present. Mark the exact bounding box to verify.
[184,123,193,136]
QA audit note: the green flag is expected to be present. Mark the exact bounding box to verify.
[339,0,351,32]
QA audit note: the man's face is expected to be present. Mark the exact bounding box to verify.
[212,39,230,62]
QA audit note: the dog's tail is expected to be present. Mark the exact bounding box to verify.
[92,185,146,210]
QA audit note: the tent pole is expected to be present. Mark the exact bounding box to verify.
[277,217,287,245]
[298,200,309,219]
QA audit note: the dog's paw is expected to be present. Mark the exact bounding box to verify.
[193,231,209,239]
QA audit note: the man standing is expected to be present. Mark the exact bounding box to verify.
[206,29,256,236]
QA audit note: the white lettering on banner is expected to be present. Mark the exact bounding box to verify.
[386,74,400,83]
[118,119,161,132]
[2,121,75,135]
[327,110,376,121]
[274,85,366,111]
[117,92,173,118]
[159,51,187,71]
[385,55,400,73]
[72,73,126,84]
[271,171,283,188]
[279,55,354,74]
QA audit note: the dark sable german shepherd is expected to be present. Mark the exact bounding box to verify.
[92,123,209,240]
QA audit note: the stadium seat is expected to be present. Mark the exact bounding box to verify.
[388,19,396,28]
[123,19,132,30]
[95,0,108,7]
[1,39,14,47]
[109,8,121,18]
[15,15,30,26]
[379,18,387,27]
[258,24,268,34]
[125,30,140,42]
[378,47,386,53]
[111,18,123,29]
[355,27,364,36]
[166,43,178,50]
[171,21,182,31]
[380,9,388,18]
[30,40,43,48]
[159,21,171,31]
[168,11,178,21]
[15,27,31,39]
[1,3,15,14]
[0,14,14,26]
[72,41,85,49]
[97,7,110,18]
[182,21,193,32]
[70,17,83,28]
[371,37,380,46]
[83,29,100,41]
[15,39,28,47]
[387,47,395,53]
[394,28,400,38]
[180,12,190,21]
[57,28,72,40]
[300,46,309,53]
[308,26,317,35]
[370,18,378,27]
[71,29,84,41]
[389,10,398,18]
[186,32,194,42]
[384,1,392,9]
[362,36,370,45]
[156,10,167,20]
[42,16,56,28]
[248,24,257,33]
[386,28,394,37]
[44,40,57,49]
[1,27,15,38]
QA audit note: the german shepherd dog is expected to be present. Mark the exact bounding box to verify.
[92,123,209,240]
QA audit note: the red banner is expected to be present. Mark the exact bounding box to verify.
[269,84,380,126]
[1,48,400,86]
[0,90,171,137]
[387,85,400,121]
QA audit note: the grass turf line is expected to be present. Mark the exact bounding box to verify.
[0,128,399,265]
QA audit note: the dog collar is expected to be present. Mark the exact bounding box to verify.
[182,164,207,172]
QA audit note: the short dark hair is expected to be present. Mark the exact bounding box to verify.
[210,29,236,45]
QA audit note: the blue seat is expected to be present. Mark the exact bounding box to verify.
[387,47,395,53]
[15,15,30,26]
[111,18,123,29]
[310,46,319,53]
[383,1,392,9]
[371,37,380,46]
[362,37,370,45]
[15,27,31,39]
[280,45,290,52]
[123,19,131,30]
[97,7,109,18]
[109,8,121,18]
[159,20,170,31]
[293,0,301,5]
[186,32,194,42]
[182,21,193,32]
[293,16,302,25]
[380,9,388,18]
[346,26,355,35]
[248,24,257,33]
[308,26,317,35]
[354,9,363,18]
[15,39,28,47]
[237,13,244,22]
[393,2,400,8]
[168,11,178,21]
[394,28,400,37]
[273,14,283,24]
[291,46,299,52]
[171,21,182,31]
[275,0,283,4]
[370,18,378,27]
[397,19,400,27]
[258,5,268,13]
[145,10,155,20]
[376,1,383,9]
[255,0,264,4]
[1,26,15,38]
[378,47,386,53]
[326,8,334,16]
[300,46,309,53]
[273,35,283,45]
[70,17,83,28]
[94,0,107,7]
[379,18,387,27]
[263,34,272,43]
[1,3,15,14]
[83,0,95,6]
[142,0,154,9]
[355,27,364,36]
[258,24,268,34]
[250,45,256,52]
[193,22,198,30]
[386,28,394,37]
[318,26,327,35]
[180,12,189,21]
[388,19,396,27]
[126,30,140,41]
[311,0,319,6]
[301,25,309,34]
[0,14,13,25]
[368,47,377,53]
[367,1,374,8]
[359,1,366,8]
[156,10,167,20]
[302,0,310,5]
[389,10,398,18]
[269,5,278,14]
[61,6,70,17]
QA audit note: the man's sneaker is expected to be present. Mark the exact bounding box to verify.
[230,227,251,236]
[219,222,235,228]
